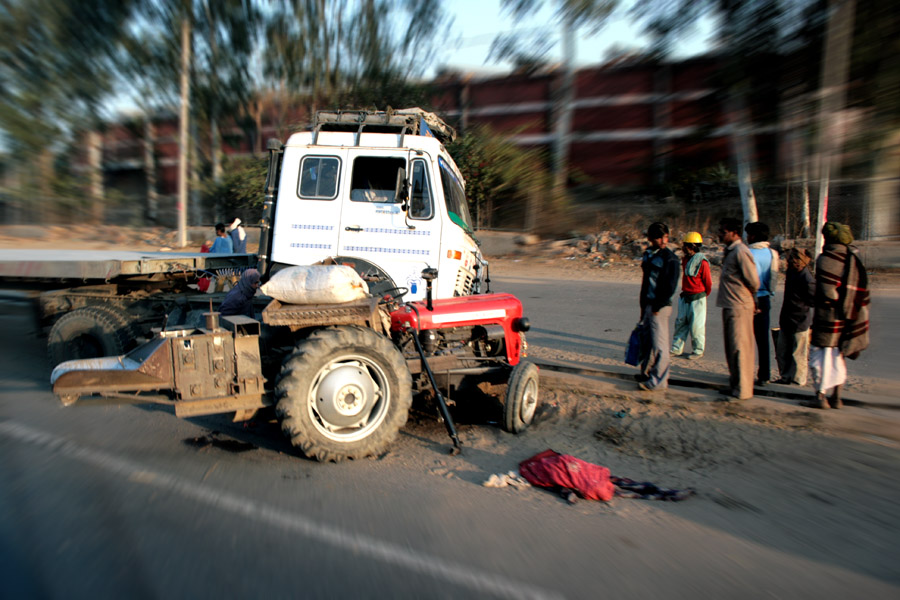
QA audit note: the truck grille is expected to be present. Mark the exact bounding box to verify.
[454,267,476,296]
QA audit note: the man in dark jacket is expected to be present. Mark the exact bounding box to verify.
[219,269,260,318]
[637,222,681,391]
[775,248,815,385]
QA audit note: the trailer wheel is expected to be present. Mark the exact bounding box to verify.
[275,326,412,462]
[48,306,134,366]
[503,361,539,433]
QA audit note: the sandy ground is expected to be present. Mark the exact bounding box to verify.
[374,368,900,587]
[406,253,899,585]
[2,225,899,586]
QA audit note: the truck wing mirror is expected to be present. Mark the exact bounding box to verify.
[394,167,409,207]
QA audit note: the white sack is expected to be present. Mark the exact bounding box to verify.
[260,265,368,305]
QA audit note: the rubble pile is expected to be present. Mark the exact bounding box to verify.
[508,230,799,269]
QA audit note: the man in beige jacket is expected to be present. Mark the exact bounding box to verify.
[717,218,760,400]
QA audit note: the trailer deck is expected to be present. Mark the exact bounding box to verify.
[0,250,257,282]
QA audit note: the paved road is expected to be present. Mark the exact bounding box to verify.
[2,279,899,598]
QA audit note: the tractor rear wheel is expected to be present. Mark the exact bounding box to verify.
[275,325,412,462]
[47,306,134,367]
[503,361,539,433]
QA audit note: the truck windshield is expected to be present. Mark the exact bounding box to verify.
[438,157,474,233]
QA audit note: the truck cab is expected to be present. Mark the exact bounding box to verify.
[266,109,485,301]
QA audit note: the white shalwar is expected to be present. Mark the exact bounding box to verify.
[808,346,846,393]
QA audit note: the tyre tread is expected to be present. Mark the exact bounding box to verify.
[504,361,539,434]
[275,325,412,462]
[48,305,135,367]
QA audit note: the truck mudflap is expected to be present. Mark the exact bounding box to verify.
[50,315,269,420]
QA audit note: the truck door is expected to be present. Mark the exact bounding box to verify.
[271,148,346,268]
[337,150,441,300]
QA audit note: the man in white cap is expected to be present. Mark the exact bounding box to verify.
[227,218,247,253]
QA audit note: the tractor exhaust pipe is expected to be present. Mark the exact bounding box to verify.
[257,138,284,278]
[421,267,438,311]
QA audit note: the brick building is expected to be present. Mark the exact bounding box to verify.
[431,55,748,187]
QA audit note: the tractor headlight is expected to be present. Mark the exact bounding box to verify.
[512,317,531,332]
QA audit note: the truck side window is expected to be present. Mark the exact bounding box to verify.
[438,157,474,232]
[409,160,433,219]
[299,156,340,199]
[350,156,406,202]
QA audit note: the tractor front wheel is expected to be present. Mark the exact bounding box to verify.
[503,361,539,433]
[275,326,412,462]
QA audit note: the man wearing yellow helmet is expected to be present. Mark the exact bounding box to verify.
[670,231,712,360]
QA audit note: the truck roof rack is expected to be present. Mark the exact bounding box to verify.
[312,108,456,146]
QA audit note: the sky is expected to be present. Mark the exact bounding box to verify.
[437,0,715,76]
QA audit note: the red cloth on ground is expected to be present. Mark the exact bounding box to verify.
[519,449,615,501]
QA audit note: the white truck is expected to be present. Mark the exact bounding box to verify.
[261,108,487,301]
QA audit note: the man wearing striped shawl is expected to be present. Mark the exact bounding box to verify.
[804,222,870,409]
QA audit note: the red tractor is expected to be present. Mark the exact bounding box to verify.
[51,270,537,462]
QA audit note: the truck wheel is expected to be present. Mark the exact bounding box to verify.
[48,306,133,366]
[503,361,539,434]
[275,325,412,462]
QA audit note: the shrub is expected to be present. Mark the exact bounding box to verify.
[447,124,563,232]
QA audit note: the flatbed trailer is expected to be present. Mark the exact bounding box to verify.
[0,250,256,286]
[0,249,259,365]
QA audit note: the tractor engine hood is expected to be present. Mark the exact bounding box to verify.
[390,293,530,365]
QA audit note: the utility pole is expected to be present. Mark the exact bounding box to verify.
[814,0,855,256]
[144,119,158,223]
[552,12,576,195]
[177,16,191,248]
[88,130,104,223]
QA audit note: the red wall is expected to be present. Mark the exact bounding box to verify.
[101,55,775,193]
[431,56,762,187]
